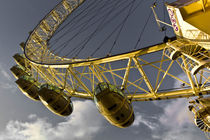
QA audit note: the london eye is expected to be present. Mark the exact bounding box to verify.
[10,0,210,136]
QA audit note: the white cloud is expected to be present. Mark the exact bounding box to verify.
[0,69,207,140]
[28,114,37,120]
[0,63,16,90]
[1,68,12,81]
[133,112,158,130]
[156,98,207,140]
[159,72,195,128]
[0,100,105,140]
[155,72,208,140]
[159,99,190,127]
[0,63,12,81]
[161,126,207,140]
[0,82,15,89]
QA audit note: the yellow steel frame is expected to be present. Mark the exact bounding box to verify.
[22,0,210,101]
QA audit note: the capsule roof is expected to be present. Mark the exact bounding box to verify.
[95,82,124,97]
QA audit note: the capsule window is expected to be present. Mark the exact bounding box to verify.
[116,117,120,121]
[70,102,73,108]
[109,84,115,91]
[61,111,67,115]
[47,98,53,103]
[53,105,59,111]
[22,86,28,90]
[108,104,117,111]
[28,89,33,95]
[67,105,72,112]
[202,57,209,60]
[95,87,101,95]
[56,105,61,109]
[35,96,39,100]
[99,83,108,91]
[52,105,57,110]
[122,121,130,127]
[121,114,124,118]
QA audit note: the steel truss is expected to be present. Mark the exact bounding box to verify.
[23,0,210,101]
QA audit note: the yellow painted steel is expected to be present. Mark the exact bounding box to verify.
[10,0,210,134]
[12,0,209,103]
[179,0,210,35]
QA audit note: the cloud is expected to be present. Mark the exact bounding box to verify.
[133,112,158,130]
[1,69,12,81]
[155,98,207,140]
[0,69,208,140]
[154,72,190,128]
[148,98,200,140]
[161,126,207,140]
[0,63,16,90]
[0,100,105,140]
[154,72,208,140]
[159,98,190,127]
[0,63,12,81]
[159,72,194,127]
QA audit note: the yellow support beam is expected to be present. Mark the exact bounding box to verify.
[181,55,196,94]
[68,67,93,97]
[121,58,132,90]
[89,65,104,83]
[128,86,210,101]
[133,56,156,96]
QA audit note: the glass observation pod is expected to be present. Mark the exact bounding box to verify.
[10,65,30,79]
[94,82,134,128]
[13,53,31,69]
[189,97,210,132]
[38,84,73,117]
[15,75,40,101]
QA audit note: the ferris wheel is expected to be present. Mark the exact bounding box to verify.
[11,0,210,134]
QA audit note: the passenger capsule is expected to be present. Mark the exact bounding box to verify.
[38,84,73,117]
[94,82,134,128]
[15,75,40,101]
[13,53,31,69]
[10,65,28,79]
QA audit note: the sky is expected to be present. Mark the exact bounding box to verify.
[0,0,208,140]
